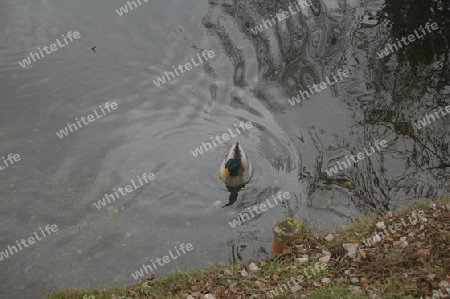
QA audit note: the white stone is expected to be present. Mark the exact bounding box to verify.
[249,263,260,272]
[375,221,385,229]
[372,234,382,243]
[297,257,308,264]
[240,269,248,277]
[319,255,330,263]
[204,294,216,299]
[322,250,331,257]
[322,278,331,285]
[224,270,233,276]
[343,243,358,259]
[348,285,362,293]
[325,234,334,241]
[439,280,450,288]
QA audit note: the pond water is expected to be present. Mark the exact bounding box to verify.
[0,0,448,298]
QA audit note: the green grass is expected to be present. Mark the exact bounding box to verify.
[306,285,368,299]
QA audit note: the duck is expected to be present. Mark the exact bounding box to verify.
[220,142,253,188]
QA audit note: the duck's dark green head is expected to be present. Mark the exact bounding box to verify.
[220,158,241,178]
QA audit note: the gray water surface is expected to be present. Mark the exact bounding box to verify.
[0,0,449,298]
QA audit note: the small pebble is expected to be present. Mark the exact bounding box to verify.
[322,278,331,285]
[240,269,248,277]
[297,257,308,264]
[319,255,330,263]
[427,274,436,280]
[343,243,358,259]
[439,280,450,288]
[224,270,233,276]
[400,240,408,248]
[322,250,331,257]
[348,285,362,293]
[325,234,334,241]
[249,263,260,272]
[376,221,386,229]
[374,234,383,242]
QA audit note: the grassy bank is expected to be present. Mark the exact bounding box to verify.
[46,197,450,299]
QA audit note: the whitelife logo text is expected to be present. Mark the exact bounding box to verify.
[18,31,81,68]
[56,102,118,139]
[0,224,58,262]
[377,22,439,59]
[93,172,156,209]
[131,243,193,280]
[153,51,215,87]
[190,121,253,158]
[287,69,350,106]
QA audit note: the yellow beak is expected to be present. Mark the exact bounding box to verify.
[220,168,230,179]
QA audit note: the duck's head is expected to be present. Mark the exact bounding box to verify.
[220,158,241,179]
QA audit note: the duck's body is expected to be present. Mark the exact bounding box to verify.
[220,142,253,188]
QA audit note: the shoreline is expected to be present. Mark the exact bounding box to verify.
[46,196,450,299]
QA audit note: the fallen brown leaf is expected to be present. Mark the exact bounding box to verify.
[230,282,238,294]
[255,280,266,289]
[418,248,431,256]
